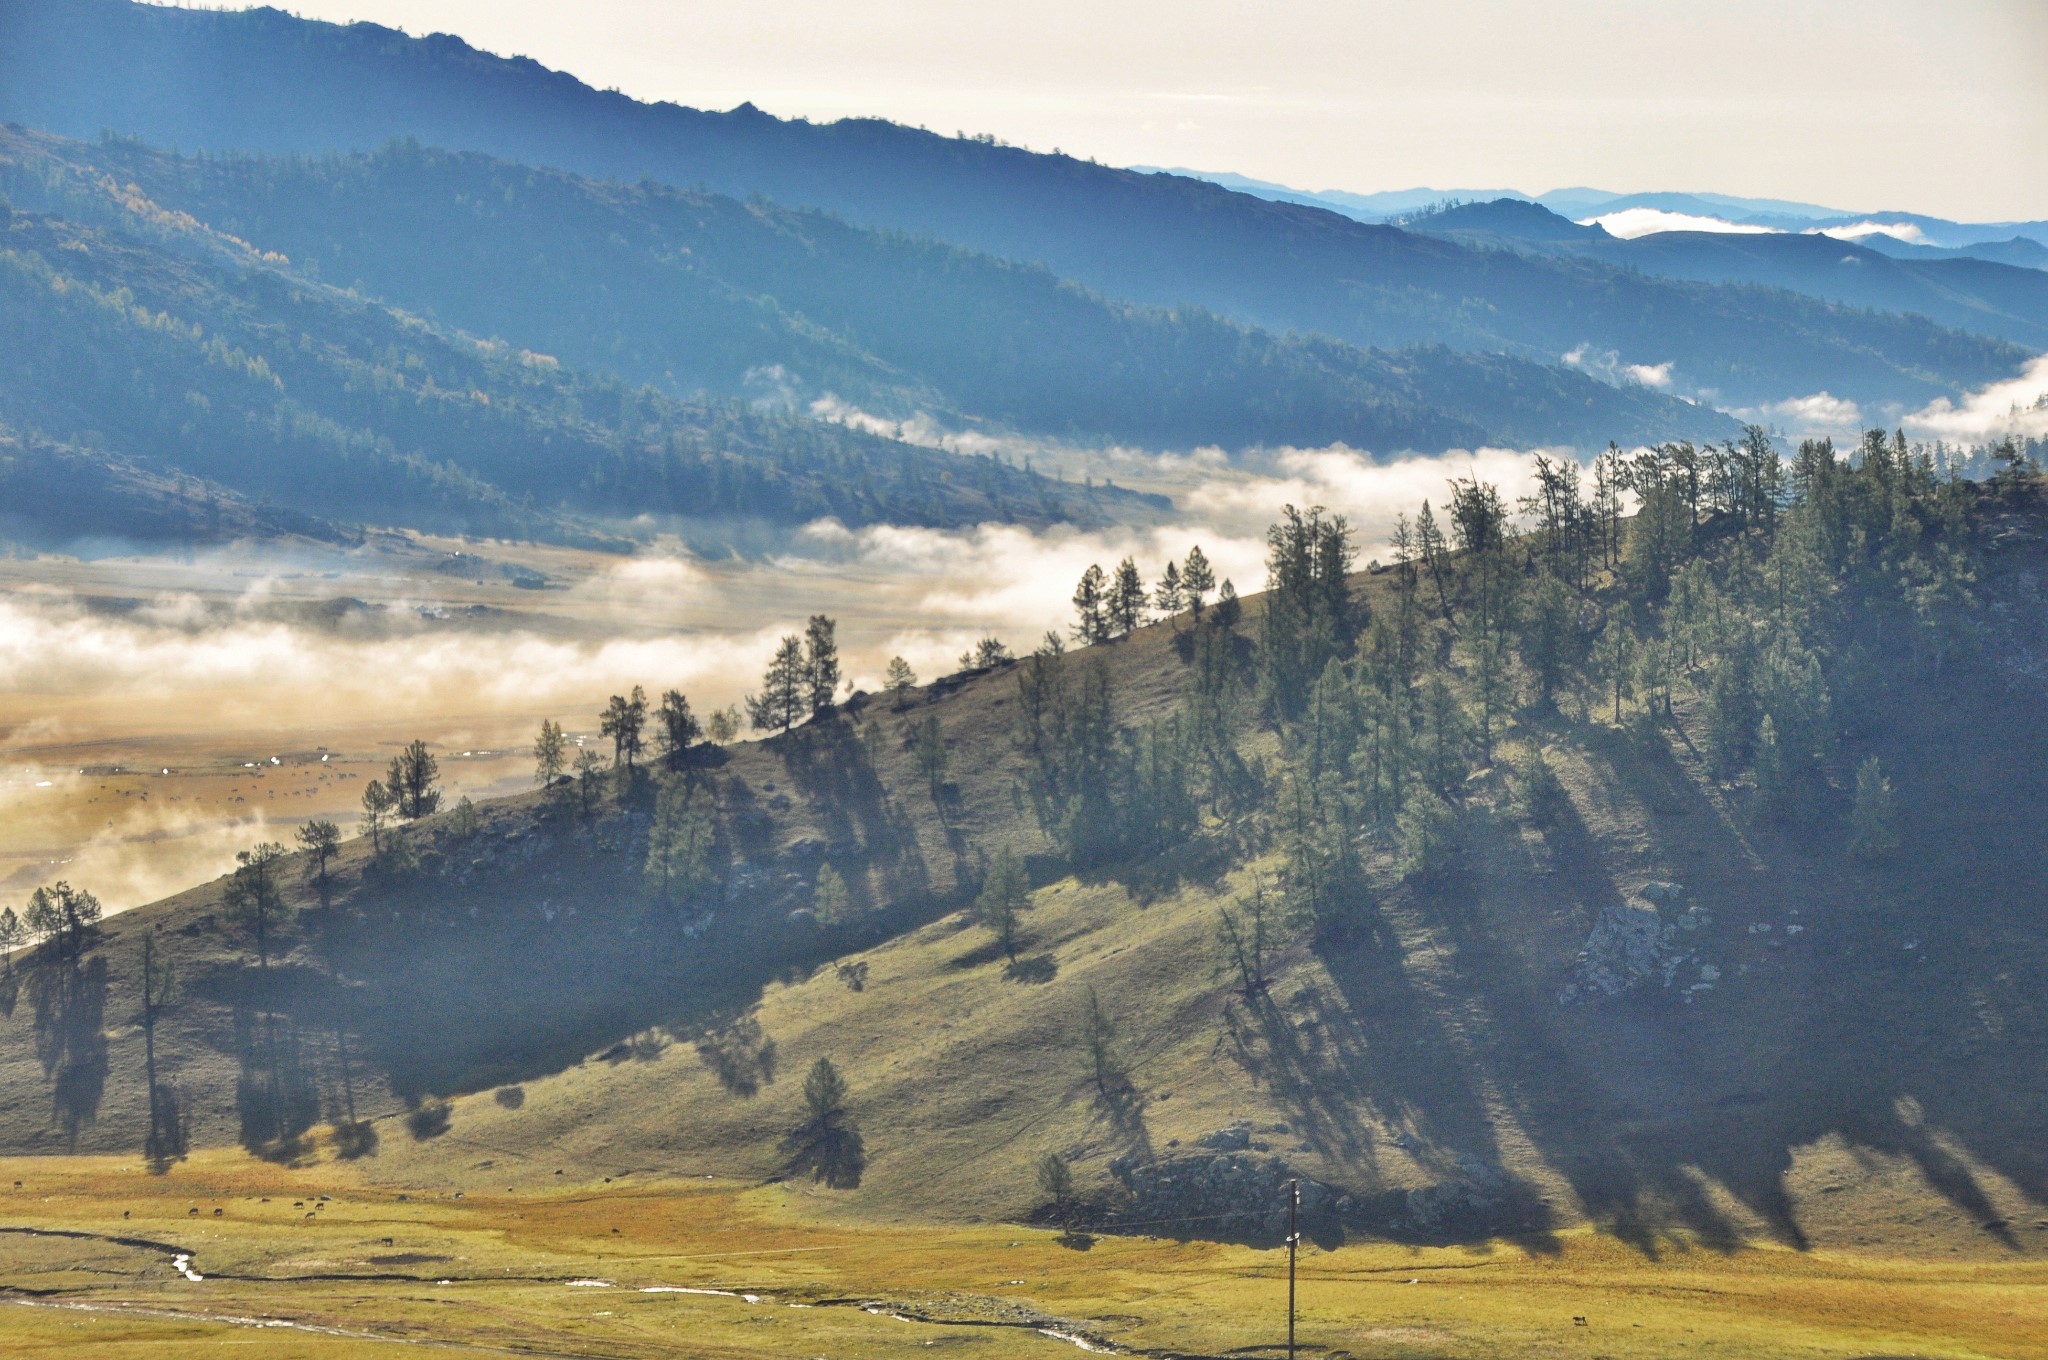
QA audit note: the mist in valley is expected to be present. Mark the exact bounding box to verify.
[0,444,1555,912]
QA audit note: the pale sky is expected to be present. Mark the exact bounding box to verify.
[208,1,2045,220]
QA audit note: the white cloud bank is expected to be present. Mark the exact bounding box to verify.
[1904,354,2048,442]
[1810,221,1931,245]
[1580,208,1778,239]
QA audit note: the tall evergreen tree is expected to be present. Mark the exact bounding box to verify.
[601,687,649,768]
[359,779,393,851]
[1108,558,1147,636]
[532,718,568,787]
[296,819,340,885]
[223,844,290,969]
[1153,560,1185,621]
[748,637,809,732]
[804,615,841,714]
[974,847,1030,960]
[884,656,918,705]
[1181,546,1216,617]
[645,777,718,904]
[655,689,702,768]
[386,740,441,819]
[1259,504,1358,719]
[1071,564,1110,645]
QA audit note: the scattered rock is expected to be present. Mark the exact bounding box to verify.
[1560,901,1715,1004]
[1195,1123,1252,1151]
[1104,1151,1346,1240]
[1405,1155,1510,1236]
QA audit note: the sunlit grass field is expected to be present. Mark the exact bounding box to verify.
[2,1149,2042,1360]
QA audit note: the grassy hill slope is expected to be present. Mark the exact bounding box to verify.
[4,463,2047,1258]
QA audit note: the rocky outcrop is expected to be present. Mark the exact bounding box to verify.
[1099,1134,1540,1244]
[1558,888,1716,1004]
[1103,1149,1348,1240]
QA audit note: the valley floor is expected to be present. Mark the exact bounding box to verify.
[0,1150,2041,1360]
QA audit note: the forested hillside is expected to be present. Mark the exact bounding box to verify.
[0,127,1728,452]
[0,203,1152,542]
[4,436,2044,1253]
[0,0,2032,412]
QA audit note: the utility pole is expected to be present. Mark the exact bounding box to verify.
[1286,1177,1300,1360]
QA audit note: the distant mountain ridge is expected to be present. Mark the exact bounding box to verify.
[0,0,2031,417]
[0,126,1731,454]
[1152,170,2048,254]
[1406,200,2048,349]
[0,204,1151,543]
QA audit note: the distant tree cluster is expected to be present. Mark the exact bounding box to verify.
[748,616,841,732]
[1069,547,1229,644]
[12,881,102,958]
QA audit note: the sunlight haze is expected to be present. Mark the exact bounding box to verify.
[185,0,2048,220]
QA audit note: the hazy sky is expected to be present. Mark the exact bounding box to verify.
[214,2,2044,220]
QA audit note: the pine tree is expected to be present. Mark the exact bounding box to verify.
[974,847,1030,960]
[748,636,809,732]
[1035,1152,1075,1222]
[706,706,741,744]
[386,740,442,819]
[1214,579,1241,631]
[804,615,841,715]
[884,656,918,705]
[533,718,568,787]
[1071,564,1109,644]
[574,746,605,816]
[1181,546,1216,617]
[645,778,718,904]
[0,906,21,968]
[223,843,290,969]
[1849,756,1899,859]
[1259,505,1358,719]
[359,779,393,851]
[1153,560,1184,621]
[1215,877,1273,994]
[802,1057,848,1128]
[1518,572,1580,708]
[1108,558,1147,636]
[296,819,340,884]
[1416,500,1453,614]
[601,687,649,768]
[1591,605,1635,723]
[655,690,701,768]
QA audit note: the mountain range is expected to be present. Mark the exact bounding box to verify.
[1155,170,2048,259]
[0,0,2036,428]
[0,127,1731,458]
[0,196,1152,544]
[1403,199,2048,352]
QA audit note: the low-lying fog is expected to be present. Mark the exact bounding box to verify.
[0,444,1559,913]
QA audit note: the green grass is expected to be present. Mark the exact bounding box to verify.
[3,1151,2045,1360]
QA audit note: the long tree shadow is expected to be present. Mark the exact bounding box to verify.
[26,949,109,1145]
[1350,674,2048,1261]
[692,1014,778,1096]
[782,1114,866,1188]
[232,1005,322,1164]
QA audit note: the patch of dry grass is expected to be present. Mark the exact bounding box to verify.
[2,1151,2043,1360]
